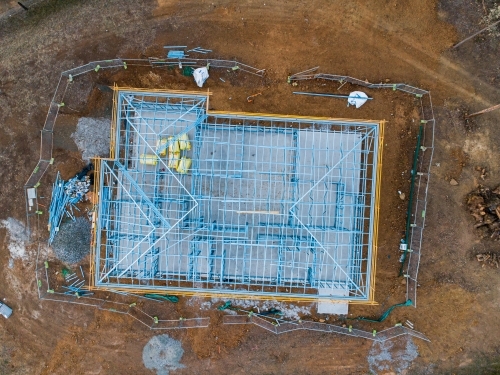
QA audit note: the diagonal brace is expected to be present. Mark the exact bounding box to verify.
[115,161,171,229]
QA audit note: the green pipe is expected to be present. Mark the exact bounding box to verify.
[399,125,423,276]
[349,300,412,323]
[143,294,179,303]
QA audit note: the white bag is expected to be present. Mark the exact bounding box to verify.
[193,67,209,88]
[347,91,368,108]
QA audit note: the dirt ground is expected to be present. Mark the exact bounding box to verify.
[1,0,500,374]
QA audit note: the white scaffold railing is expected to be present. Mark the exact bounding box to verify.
[223,314,430,343]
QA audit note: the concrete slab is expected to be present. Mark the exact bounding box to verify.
[96,92,379,300]
[317,288,349,315]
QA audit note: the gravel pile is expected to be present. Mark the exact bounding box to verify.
[142,335,185,375]
[71,117,111,161]
[51,217,91,264]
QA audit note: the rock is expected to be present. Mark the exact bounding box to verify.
[319,319,325,323]
[450,179,458,186]
[399,192,406,200]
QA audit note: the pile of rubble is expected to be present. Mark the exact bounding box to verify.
[64,175,90,201]
[466,185,500,239]
[48,164,94,244]
[476,253,499,268]
[52,217,91,264]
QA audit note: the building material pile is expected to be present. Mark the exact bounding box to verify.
[62,267,93,295]
[467,185,500,240]
[64,176,90,202]
[48,171,91,244]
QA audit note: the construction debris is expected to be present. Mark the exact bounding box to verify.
[467,185,500,240]
[465,103,500,119]
[476,252,499,268]
[293,91,372,108]
[51,217,91,264]
[65,175,91,200]
[453,19,500,49]
[167,50,187,59]
[48,166,93,244]
[475,165,488,180]
[143,294,179,303]
[0,301,12,319]
[48,173,73,243]
[247,92,262,103]
[193,67,209,87]
[72,117,111,161]
[187,47,212,54]
[347,91,369,108]
[62,268,92,297]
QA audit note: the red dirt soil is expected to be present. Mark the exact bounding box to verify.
[1,0,500,374]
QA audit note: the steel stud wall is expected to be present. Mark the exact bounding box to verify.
[93,89,382,301]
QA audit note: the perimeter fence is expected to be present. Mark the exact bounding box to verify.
[24,60,431,340]
[35,258,210,330]
[223,314,429,342]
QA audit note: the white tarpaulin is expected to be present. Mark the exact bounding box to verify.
[193,67,209,88]
[347,91,369,108]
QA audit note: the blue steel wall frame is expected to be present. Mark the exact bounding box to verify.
[93,89,382,302]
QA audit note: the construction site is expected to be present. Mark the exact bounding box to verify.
[92,87,382,303]
[2,1,500,374]
[23,56,432,366]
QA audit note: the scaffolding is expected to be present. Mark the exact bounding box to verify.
[91,88,383,302]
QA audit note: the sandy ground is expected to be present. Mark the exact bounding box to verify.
[1,0,500,374]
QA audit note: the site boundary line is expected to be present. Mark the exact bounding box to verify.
[25,60,431,341]
[222,314,429,342]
